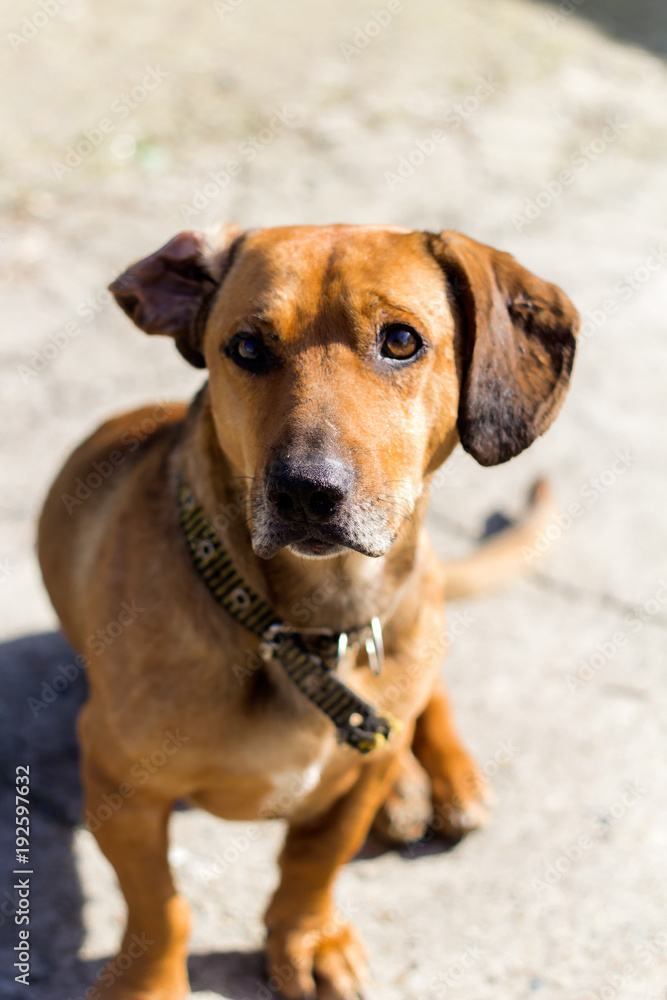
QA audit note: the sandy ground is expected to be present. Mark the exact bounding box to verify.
[0,0,666,997]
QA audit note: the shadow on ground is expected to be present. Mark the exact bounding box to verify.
[0,632,454,999]
[533,0,667,58]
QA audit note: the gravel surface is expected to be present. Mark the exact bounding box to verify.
[1,1,666,998]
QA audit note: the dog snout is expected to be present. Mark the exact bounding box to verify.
[265,457,354,524]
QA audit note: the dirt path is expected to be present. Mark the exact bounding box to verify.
[1,1,666,997]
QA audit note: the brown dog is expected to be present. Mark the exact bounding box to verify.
[38,224,578,1000]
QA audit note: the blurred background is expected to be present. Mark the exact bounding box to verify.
[0,1,666,998]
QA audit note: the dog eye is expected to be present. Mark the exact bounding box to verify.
[225,332,272,372]
[381,325,423,361]
[237,334,261,360]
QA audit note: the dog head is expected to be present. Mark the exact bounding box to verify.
[110,224,578,560]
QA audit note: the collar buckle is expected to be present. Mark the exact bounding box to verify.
[258,621,289,661]
[364,617,385,676]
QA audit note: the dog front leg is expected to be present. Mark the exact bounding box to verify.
[412,677,494,836]
[81,757,191,1000]
[265,751,399,1000]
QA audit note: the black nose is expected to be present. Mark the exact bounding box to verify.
[265,457,353,524]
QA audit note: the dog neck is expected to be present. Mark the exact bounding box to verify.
[178,385,429,633]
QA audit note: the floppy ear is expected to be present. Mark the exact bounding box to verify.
[108,224,244,368]
[428,231,579,466]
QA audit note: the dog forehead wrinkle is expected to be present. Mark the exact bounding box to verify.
[234,231,445,347]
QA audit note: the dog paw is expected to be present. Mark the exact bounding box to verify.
[372,751,433,845]
[429,750,496,838]
[267,917,368,999]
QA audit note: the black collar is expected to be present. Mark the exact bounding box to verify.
[177,477,401,753]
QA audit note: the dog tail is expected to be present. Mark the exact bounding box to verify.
[442,479,555,600]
